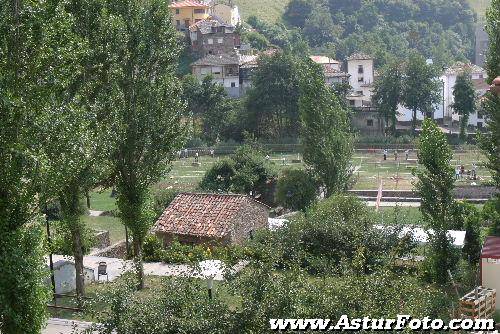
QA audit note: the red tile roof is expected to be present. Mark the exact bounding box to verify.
[481,236,500,259]
[169,0,208,9]
[153,193,268,238]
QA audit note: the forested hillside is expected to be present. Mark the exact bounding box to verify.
[241,0,478,67]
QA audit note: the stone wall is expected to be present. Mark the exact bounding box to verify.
[93,230,111,250]
[230,199,269,245]
[90,240,128,259]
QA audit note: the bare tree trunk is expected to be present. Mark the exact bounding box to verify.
[412,109,417,136]
[70,222,85,300]
[133,237,144,290]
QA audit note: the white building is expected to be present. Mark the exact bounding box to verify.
[397,62,488,128]
[346,53,375,108]
[310,55,350,86]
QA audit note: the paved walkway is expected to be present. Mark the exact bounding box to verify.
[365,201,421,207]
[43,318,101,334]
[88,210,105,217]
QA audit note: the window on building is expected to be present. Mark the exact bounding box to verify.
[208,38,213,45]
[357,91,363,95]
[217,38,223,44]
[358,65,364,74]
[367,119,374,127]
[231,82,236,87]
[194,8,205,14]
[175,9,179,14]
[358,77,364,82]
[176,20,180,26]
[349,100,355,106]
[477,122,483,128]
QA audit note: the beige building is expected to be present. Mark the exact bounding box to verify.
[210,2,241,26]
[169,0,210,31]
[481,236,500,310]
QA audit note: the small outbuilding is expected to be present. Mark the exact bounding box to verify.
[153,193,269,246]
[480,236,500,310]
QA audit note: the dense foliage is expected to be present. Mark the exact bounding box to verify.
[415,119,458,283]
[199,145,277,201]
[372,61,403,134]
[299,60,354,196]
[452,72,476,140]
[283,0,475,66]
[275,169,318,212]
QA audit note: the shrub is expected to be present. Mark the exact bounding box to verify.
[50,220,96,255]
[143,234,164,262]
[153,188,179,218]
[483,197,500,236]
[276,169,317,211]
[199,158,236,193]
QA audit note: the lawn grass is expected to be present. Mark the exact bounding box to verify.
[89,189,116,212]
[234,0,289,23]
[82,216,125,244]
[467,0,492,19]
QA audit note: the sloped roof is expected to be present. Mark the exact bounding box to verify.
[169,0,208,8]
[310,55,340,64]
[347,52,373,60]
[153,193,268,238]
[192,53,240,66]
[445,62,485,75]
[189,15,234,34]
[481,236,500,259]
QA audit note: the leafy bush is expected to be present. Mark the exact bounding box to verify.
[483,197,500,236]
[275,168,317,211]
[50,220,96,255]
[274,195,409,275]
[152,188,179,218]
[199,145,276,199]
[143,234,164,262]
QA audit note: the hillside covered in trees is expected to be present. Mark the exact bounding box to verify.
[241,0,482,67]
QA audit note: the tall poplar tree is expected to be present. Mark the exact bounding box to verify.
[402,53,441,135]
[299,60,354,197]
[372,61,403,134]
[415,119,457,283]
[452,71,476,140]
[107,0,186,290]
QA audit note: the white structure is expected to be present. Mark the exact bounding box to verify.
[481,236,500,310]
[310,55,350,86]
[47,259,95,294]
[209,2,241,26]
[347,53,375,108]
[374,225,466,248]
[397,62,488,128]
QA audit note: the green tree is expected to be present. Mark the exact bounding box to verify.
[485,0,500,83]
[402,53,441,134]
[452,72,476,140]
[415,118,457,283]
[303,5,342,47]
[108,0,186,290]
[246,53,305,139]
[372,61,403,134]
[276,169,318,212]
[283,0,314,28]
[299,61,354,197]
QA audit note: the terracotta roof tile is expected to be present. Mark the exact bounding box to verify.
[169,0,208,9]
[347,52,373,60]
[481,236,500,259]
[153,193,268,238]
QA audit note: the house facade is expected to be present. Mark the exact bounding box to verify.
[169,0,209,31]
[347,53,375,108]
[189,16,239,56]
[191,53,240,97]
[210,2,241,26]
[310,55,350,86]
[153,193,269,246]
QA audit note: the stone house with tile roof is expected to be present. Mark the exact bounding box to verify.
[152,193,269,246]
[189,15,239,56]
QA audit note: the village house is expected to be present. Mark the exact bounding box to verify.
[346,53,375,109]
[210,1,241,26]
[310,55,350,86]
[397,61,488,129]
[480,236,500,310]
[169,0,210,32]
[191,52,259,97]
[152,193,269,246]
[189,15,239,56]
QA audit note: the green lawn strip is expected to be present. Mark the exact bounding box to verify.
[82,216,125,244]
